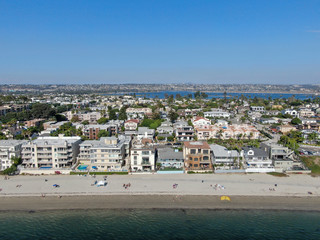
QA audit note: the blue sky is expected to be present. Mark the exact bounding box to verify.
[0,0,319,84]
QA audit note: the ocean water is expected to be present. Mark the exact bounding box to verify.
[106,91,316,100]
[1,209,320,240]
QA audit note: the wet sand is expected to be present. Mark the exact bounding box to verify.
[0,195,319,211]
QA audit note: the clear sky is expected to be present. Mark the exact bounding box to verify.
[0,0,319,85]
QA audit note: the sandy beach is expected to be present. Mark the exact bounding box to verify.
[0,173,319,211]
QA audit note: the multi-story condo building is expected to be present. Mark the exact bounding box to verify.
[196,124,259,140]
[78,136,128,171]
[130,144,155,172]
[183,141,212,171]
[66,111,102,123]
[82,125,112,140]
[0,140,27,170]
[21,135,81,169]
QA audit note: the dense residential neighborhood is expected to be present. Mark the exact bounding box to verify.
[0,91,319,175]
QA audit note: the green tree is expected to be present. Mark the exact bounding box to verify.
[97,117,108,124]
[71,116,80,122]
[291,117,302,125]
[81,120,89,125]
[98,130,110,138]
[169,109,178,122]
[118,106,127,120]
[31,103,56,119]
[108,109,117,120]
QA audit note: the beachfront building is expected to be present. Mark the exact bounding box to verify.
[21,135,81,169]
[260,143,294,171]
[183,141,212,171]
[130,145,155,172]
[210,144,240,169]
[0,140,27,170]
[77,136,128,171]
[241,147,274,173]
[204,109,231,119]
[157,148,184,170]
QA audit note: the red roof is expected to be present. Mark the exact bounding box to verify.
[125,119,139,124]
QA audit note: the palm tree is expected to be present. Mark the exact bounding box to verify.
[217,129,223,140]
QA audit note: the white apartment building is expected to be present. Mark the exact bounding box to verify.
[192,116,211,129]
[299,108,315,118]
[250,106,265,112]
[21,135,81,169]
[126,108,152,119]
[204,109,231,118]
[130,145,155,172]
[78,136,128,171]
[0,140,27,170]
[65,111,103,123]
[196,124,259,140]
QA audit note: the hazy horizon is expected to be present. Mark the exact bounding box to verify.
[0,0,319,85]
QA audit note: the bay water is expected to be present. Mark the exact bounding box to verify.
[1,209,320,240]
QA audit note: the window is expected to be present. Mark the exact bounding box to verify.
[203,156,209,161]
[190,149,196,154]
[203,150,208,154]
[198,149,201,153]
[194,158,198,161]
[134,160,137,165]
[134,156,137,160]
[142,151,150,155]
[189,157,192,160]
[194,164,198,167]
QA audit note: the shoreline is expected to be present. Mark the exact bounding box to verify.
[0,195,319,212]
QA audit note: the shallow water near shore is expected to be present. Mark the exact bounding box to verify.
[1,209,320,240]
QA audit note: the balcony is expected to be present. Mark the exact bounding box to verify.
[141,161,151,166]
